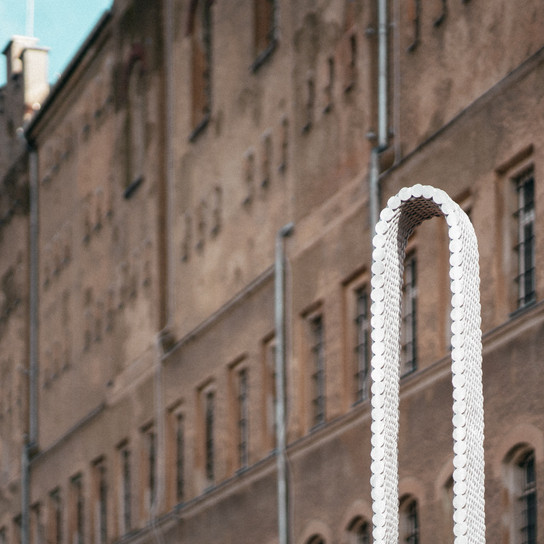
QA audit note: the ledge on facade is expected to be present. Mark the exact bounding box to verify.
[508,298,537,320]
[189,113,210,143]
[123,175,144,199]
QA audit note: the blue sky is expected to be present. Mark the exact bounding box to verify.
[0,0,112,86]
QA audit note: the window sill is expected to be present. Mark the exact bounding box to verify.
[250,39,277,73]
[509,297,537,320]
[189,114,210,143]
[123,175,144,199]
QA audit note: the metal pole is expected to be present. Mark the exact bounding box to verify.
[21,443,29,544]
[377,0,388,148]
[26,0,34,37]
[22,144,39,544]
[369,148,380,234]
[275,222,294,544]
[29,146,39,446]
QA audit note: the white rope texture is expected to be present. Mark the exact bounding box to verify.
[369,185,485,544]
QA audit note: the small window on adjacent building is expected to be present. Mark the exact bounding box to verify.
[252,0,277,71]
[308,313,326,427]
[514,169,536,308]
[400,496,420,544]
[188,0,213,140]
[401,253,417,375]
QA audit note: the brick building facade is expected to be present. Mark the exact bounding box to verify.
[1,1,544,543]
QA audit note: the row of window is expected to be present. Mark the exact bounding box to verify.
[302,446,537,544]
[181,162,539,483]
[172,169,537,455]
[4,179,537,542]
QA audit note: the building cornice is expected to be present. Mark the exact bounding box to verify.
[24,10,113,142]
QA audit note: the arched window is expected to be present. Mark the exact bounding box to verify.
[306,535,325,544]
[507,447,537,544]
[347,516,371,544]
[188,0,213,139]
[517,450,537,544]
[399,496,419,544]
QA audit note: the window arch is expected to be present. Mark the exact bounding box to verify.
[399,496,419,544]
[306,535,325,544]
[346,516,371,544]
[506,446,537,544]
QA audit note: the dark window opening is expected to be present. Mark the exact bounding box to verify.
[310,315,326,427]
[354,287,370,403]
[514,170,536,308]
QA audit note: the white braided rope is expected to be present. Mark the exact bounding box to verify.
[370,184,485,544]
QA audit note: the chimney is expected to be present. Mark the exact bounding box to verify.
[3,36,39,80]
[21,45,49,119]
[2,36,50,121]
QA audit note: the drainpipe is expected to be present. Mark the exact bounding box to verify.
[28,145,39,448]
[369,148,380,235]
[21,144,39,544]
[377,0,388,149]
[275,222,294,544]
[21,445,29,544]
[370,0,388,233]
[149,0,176,530]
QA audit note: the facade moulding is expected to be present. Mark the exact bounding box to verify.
[291,178,368,256]
[174,453,278,518]
[379,44,544,182]
[481,298,544,355]
[162,265,274,360]
[109,509,178,544]
[285,401,372,458]
[28,402,105,466]
[24,10,113,141]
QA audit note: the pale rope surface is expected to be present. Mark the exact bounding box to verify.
[370,185,485,544]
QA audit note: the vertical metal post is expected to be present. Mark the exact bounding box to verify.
[21,445,29,544]
[377,0,388,148]
[369,148,380,234]
[22,145,39,544]
[29,146,39,447]
[275,223,294,544]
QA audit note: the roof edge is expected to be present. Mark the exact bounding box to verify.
[25,9,113,142]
